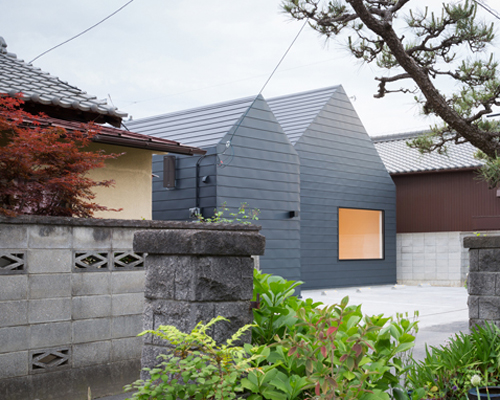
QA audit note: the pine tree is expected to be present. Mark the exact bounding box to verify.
[283,0,500,185]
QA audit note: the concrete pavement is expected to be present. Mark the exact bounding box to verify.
[96,284,469,399]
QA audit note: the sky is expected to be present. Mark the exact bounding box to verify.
[1,0,500,137]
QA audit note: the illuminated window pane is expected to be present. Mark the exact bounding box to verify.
[339,208,383,260]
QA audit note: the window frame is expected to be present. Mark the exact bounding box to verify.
[337,206,385,261]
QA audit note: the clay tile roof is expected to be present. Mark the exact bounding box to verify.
[15,114,206,156]
[0,36,127,126]
[372,131,483,174]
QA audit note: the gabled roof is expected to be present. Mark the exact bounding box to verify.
[127,96,257,148]
[0,36,127,127]
[267,86,341,145]
[372,131,483,174]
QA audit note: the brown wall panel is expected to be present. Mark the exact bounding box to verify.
[393,170,500,232]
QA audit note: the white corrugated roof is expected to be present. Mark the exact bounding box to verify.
[372,131,483,174]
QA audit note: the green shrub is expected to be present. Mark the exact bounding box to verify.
[249,271,418,400]
[407,322,500,400]
[126,272,420,400]
[196,202,260,224]
[124,316,253,400]
[252,269,321,345]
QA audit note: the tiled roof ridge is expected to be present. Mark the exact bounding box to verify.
[0,36,17,59]
[0,36,127,122]
[371,129,430,143]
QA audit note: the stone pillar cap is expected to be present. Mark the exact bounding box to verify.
[464,236,500,249]
[134,228,265,256]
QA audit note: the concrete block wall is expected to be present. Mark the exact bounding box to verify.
[0,216,159,400]
[396,231,500,287]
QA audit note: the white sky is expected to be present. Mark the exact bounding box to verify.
[1,0,500,137]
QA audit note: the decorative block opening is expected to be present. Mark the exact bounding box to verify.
[75,252,109,270]
[113,252,144,269]
[0,253,25,273]
[31,348,70,372]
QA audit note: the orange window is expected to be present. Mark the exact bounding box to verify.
[339,208,383,260]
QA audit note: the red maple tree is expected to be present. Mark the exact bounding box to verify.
[0,94,122,217]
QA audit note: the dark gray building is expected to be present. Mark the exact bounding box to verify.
[128,86,396,289]
[268,86,396,288]
[127,95,302,282]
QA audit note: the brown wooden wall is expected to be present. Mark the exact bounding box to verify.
[392,170,500,233]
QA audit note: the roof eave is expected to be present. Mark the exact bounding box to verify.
[389,166,480,176]
[92,135,207,156]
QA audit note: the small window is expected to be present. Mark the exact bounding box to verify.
[339,208,384,260]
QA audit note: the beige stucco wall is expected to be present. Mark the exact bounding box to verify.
[86,143,156,220]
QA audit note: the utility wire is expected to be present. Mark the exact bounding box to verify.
[123,54,335,106]
[256,19,309,97]
[218,18,309,167]
[472,0,500,21]
[29,0,135,64]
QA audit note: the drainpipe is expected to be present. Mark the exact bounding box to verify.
[194,154,215,217]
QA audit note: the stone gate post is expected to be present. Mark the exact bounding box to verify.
[133,223,265,377]
[464,236,500,328]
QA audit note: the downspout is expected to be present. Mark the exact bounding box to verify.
[196,155,207,210]
[195,154,216,213]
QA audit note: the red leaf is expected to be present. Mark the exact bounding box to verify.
[315,382,321,396]
[320,346,327,358]
[327,326,338,336]
[0,93,122,218]
[288,347,297,356]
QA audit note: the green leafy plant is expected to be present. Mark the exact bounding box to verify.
[407,322,500,400]
[196,202,260,225]
[280,297,418,400]
[249,272,418,400]
[241,344,313,400]
[252,269,322,345]
[124,316,253,400]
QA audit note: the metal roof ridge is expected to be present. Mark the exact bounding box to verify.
[128,94,260,124]
[267,85,341,102]
[267,85,345,144]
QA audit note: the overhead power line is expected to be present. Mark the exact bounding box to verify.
[218,19,309,167]
[472,0,500,21]
[29,0,135,64]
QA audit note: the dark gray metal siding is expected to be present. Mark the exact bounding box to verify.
[270,86,396,289]
[151,148,217,221]
[215,97,301,282]
[141,96,301,283]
